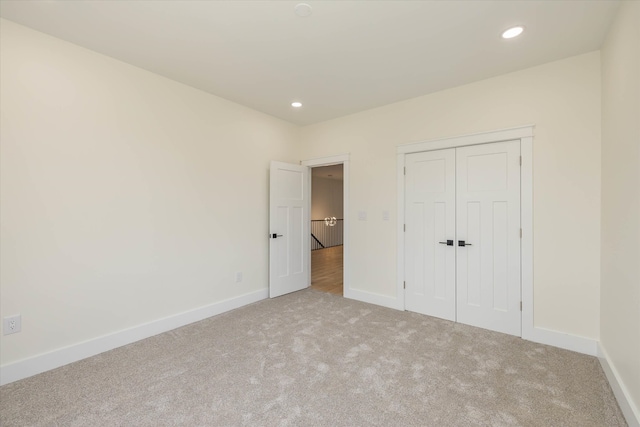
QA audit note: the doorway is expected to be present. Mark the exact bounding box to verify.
[310,164,344,295]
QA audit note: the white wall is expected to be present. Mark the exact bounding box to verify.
[0,19,300,366]
[311,176,344,220]
[300,52,602,340]
[601,0,640,417]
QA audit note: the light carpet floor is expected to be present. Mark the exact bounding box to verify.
[0,290,626,426]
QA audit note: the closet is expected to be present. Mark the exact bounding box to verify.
[404,140,521,336]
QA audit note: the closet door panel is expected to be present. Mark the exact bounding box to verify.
[456,140,521,336]
[404,149,456,321]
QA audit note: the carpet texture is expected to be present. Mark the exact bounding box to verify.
[0,290,627,426]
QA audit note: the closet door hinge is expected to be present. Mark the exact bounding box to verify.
[520,228,522,238]
[404,166,406,175]
[404,224,406,232]
[519,156,522,166]
[403,281,406,289]
[520,301,523,311]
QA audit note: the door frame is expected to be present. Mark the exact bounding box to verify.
[302,154,350,297]
[397,125,533,339]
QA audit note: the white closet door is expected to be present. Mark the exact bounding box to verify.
[405,149,456,321]
[456,140,521,336]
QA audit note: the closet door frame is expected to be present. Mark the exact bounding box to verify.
[397,125,533,339]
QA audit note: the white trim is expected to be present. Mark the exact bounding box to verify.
[526,327,597,356]
[598,343,640,427]
[520,135,534,341]
[397,126,535,339]
[302,154,350,167]
[0,289,268,386]
[397,125,535,154]
[302,154,350,298]
[396,153,406,310]
[345,288,403,310]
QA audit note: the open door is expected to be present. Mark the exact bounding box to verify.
[269,161,310,298]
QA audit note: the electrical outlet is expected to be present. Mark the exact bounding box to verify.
[235,272,243,283]
[3,314,22,335]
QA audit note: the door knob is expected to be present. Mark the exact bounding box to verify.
[458,240,472,247]
[439,240,454,246]
[271,233,283,238]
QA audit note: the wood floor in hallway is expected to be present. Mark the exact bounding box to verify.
[311,245,343,295]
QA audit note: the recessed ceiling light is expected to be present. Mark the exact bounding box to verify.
[502,26,524,39]
[291,102,302,108]
[294,3,312,17]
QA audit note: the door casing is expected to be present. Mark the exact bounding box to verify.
[397,125,533,339]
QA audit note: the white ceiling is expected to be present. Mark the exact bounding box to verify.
[0,0,620,126]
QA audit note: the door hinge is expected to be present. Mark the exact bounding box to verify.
[404,224,406,232]
[403,281,406,289]
[404,166,406,175]
[519,156,522,166]
[520,228,522,238]
[520,301,522,311]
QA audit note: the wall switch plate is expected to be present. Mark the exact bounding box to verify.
[235,272,243,283]
[383,210,390,221]
[3,314,21,335]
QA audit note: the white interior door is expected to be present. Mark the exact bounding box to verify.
[405,149,456,321]
[456,140,521,336]
[269,161,310,298]
[404,140,521,336]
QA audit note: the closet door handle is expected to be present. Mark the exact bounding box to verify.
[439,240,454,246]
[458,240,472,247]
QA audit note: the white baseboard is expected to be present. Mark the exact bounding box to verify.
[598,343,640,427]
[346,289,599,357]
[0,289,268,386]
[523,326,598,356]
[344,287,402,310]
[3,284,616,406]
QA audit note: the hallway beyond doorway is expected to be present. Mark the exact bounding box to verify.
[311,245,343,295]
